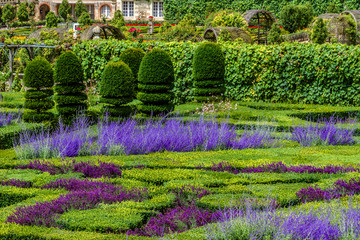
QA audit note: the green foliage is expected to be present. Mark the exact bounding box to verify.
[327,2,340,13]
[75,0,87,18]
[54,51,87,121]
[0,186,35,207]
[211,10,247,28]
[179,13,196,28]
[137,48,174,114]
[57,207,151,232]
[159,21,171,33]
[193,42,225,101]
[100,61,134,116]
[280,4,314,33]
[23,57,54,122]
[267,23,282,44]
[159,15,199,42]
[111,10,125,29]
[16,2,29,22]
[78,11,91,27]
[337,14,357,45]
[58,0,71,21]
[311,18,329,44]
[45,11,58,28]
[119,48,145,92]
[2,3,15,27]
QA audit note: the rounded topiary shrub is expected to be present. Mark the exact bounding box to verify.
[100,61,135,117]
[193,42,225,102]
[119,48,145,94]
[137,48,174,115]
[23,57,54,122]
[54,51,87,122]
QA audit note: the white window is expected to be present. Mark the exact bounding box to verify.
[153,2,163,18]
[101,5,111,18]
[123,1,134,17]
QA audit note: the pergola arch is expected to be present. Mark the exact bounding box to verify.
[80,25,126,41]
[340,10,360,32]
[243,9,276,44]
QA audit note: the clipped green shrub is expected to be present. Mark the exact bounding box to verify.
[137,48,174,114]
[111,10,125,29]
[193,42,225,102]
[119,48,145,93]
[267,22,282,44]
[311,18,329,44]
[45,11,58,28]
[280,4,314,33]
[54,51,87,121]
[100,61,134,116]
[78,11,91,26]
[23,57,54,122]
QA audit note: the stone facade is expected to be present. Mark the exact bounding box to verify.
[34,0,164,21]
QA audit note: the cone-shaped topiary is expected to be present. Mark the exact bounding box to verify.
[137,48,174,115]
[119,48,145,94]
[54,51,87,122]
[23,57,54,122]
[100,61,135,116]
[193,42,225,102]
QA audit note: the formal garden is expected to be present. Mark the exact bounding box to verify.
[1,0,360,239]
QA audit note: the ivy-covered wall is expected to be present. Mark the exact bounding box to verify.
[72,40,360,106]
[162,0,360,21]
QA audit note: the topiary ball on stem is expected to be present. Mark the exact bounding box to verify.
[54,51,87,122]
[137,48,174,115]
[100,61,135,117]
[23,56,54,122]
[193,42,225,102]
[119,48,145,94]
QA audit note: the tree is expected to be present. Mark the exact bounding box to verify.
[75,0,87,18]
[193,42,225,102]
[2,3,16,28]
[267,22,282,44]
[17,2,29,22]
[46,11,58,28]
[78,11,91,26]
[23,57,54,122]
[54,51,87,122]
[58,0,71,21]
[280,4,314,33]
[111,10,125,29]
[311,18,329,44]
[100,61,135,117]
[137,49,174,115]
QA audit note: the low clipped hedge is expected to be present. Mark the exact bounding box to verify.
[193,42,225,102]
[23,57,54,122]
[100,61,134,117]
[119,48,145,94]
[54,51,87,122]
[137,48,174,114]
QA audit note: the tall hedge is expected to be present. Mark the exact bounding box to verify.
[54,51,87,121]
[137,48,174,114]
[100,61,134,116]
[193,42,225,102]
[119,48,145,94]
[23,57,54,122]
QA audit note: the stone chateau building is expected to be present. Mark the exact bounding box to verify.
[0,0,164,21]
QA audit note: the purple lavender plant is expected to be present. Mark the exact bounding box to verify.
[291,118,357,147]
[16,159,122,178]
[6,179,148,227]
[198,161,358,175]
[0,110,19,127]
[0,179,33,188]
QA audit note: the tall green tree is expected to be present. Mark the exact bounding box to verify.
[2,3,16,28]
[75,0,87,18]
[17,2,29,22]
[311,18,329,44]
[111,10,125,29]
[58,0,71,21]
[46,11,58,28]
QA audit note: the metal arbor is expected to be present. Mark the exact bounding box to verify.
[243,10,276,44]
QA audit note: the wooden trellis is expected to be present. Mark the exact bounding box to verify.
[0,44,56,92]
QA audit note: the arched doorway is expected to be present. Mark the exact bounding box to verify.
[39,4,50,20]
